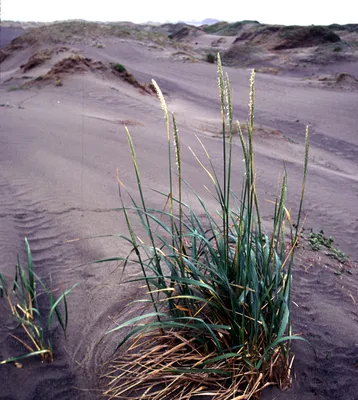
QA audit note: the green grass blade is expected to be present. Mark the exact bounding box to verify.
[47,283,78,335]
[0,349,50,365]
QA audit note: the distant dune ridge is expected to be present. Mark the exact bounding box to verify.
[2,19,356,74]
[0,17,358,400]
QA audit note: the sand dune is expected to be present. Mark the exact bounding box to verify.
[0,20,358,399]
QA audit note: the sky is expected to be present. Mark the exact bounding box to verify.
[2,0,357,26]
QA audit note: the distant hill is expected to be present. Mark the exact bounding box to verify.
[203,20,260,35]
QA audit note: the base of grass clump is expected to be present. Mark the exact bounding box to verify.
[103,330,292,399]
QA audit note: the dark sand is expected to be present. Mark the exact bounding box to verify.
[0,21,357,399]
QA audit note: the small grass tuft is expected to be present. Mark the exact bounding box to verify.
[114,63,126,73]
[0,238,77,364]
[7,85,20,92]
[206,53,216,63]
[307,230,348,263]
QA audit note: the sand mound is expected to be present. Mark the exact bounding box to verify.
[169,26,203,42]
[221,43,273,67]
[203,20,260,36]
[317,72,358,90]
[171,51,197,62]
[21,49,53,72]
[336,72,358,84]
[22,54,155,94]
[22,54,99,87]
[154,23,189,36]
[273,26,341,50]
[4,21,177,49]
[218,25,349,69]
[21,47,69,72]
[233,25,280,43]
[211,37,227,47]
[233,25,341,50]
[49,54,103,74]
[329,23,358,32]
[2,45,67,69]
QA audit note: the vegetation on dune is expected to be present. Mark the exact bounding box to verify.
[205,53,216,63]
[274,26,340,50]
[231,25,341,50]
[328,23,358,32]
[168,26,203,42]
[21,49,53,72]
[111,63,156,94]
[7,85,21,92]
[20,54,155,93]
[102,55,309,399]
[221,44,266,68]
[113,63,126,73]
[21,54,102,88]
[20,47,68,72]
[335,72,358,83]
[0,238,76,364]
[5,21,185,50]
[203,21,230,33]
[307,230,348,264]
[204,20,260,35]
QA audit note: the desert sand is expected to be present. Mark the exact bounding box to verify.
[0,21,358,399]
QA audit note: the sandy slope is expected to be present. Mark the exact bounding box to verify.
[0,32,358,399]
[0,28,25,48]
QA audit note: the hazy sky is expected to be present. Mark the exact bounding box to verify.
[2,0,357,25]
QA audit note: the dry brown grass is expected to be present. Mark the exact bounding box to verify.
[22,54,100,87]
[22,49,53,72]
[102,331,292,400]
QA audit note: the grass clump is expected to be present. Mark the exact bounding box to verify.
[103,55,309,399]
[55,78,63,87]
[114,63,126,73]
[0,238,76,364]
[307,230,348,263]
[7,85,20,92]
[206,53,216,63]
[336,72,357,83]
